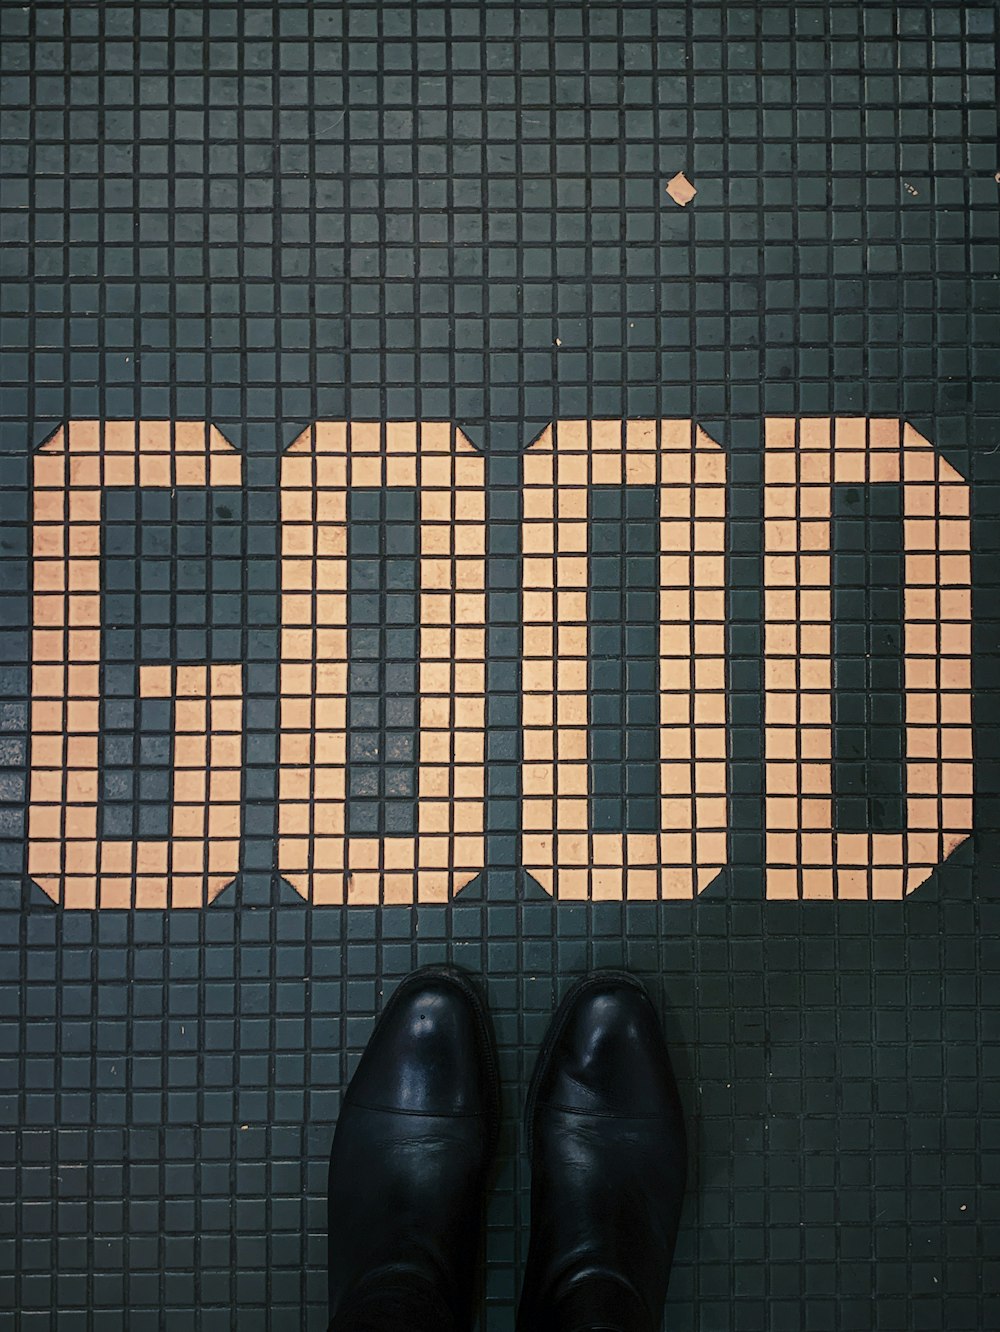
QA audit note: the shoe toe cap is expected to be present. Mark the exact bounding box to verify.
[538,976,683,1121]
[347,970,493,1117]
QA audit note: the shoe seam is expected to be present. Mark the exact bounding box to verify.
[371,965,501,1150]
[344,1099,489,1119]
[534,1102,671,1121]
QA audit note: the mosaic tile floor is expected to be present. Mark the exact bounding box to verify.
[1,2,999,1329]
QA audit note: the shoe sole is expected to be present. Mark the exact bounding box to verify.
[523,969,655,1158]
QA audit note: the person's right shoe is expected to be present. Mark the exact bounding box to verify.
[517,972,687,1332]
[327,964,499,1332]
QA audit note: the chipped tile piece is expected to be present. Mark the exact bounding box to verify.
[666,171,697,206]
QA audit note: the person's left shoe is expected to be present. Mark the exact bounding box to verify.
[517,971,687,1332]
[327,965,500,1332]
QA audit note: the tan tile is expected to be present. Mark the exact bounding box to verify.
[345,870,379,902]
[937,554,969,586]
[868,863,905,905]
[901,447,937,484]
[453,836,485,871]
[32,663,67,699]
[903,516,937,552]
[303,869,339,904]
[766,867,800,899]
[766,793,800,829]
[307,831,343,869]
[591,452,623,486]
[522,802,554,837]
[32,526,67,561]
[349,456,383,488]
[63,877,99,910]
[27,800,66,845]
[378,873,407,905]
[623,452,656,486]
[625,868,659,899]
[345,421,379,454]
[584,866,618,898]
[522,720,554,759]
[937,518,969,555]
[655,419,688,450]
[665,171,697,206]
[137,451,172,488]
[763,418,795,451]
[938,485,969,517]
[556,452,589,488]
[941,763,973,795]
[938,586,971,623]
[299,421,338,456]
[383,420,417,455]
[939,657,970,691]
[793,868,830,900]
[556,522,588,556]
[942,800,972,835]
[133,420,167,453]
[587,420,620,451]
[553,868,586,899]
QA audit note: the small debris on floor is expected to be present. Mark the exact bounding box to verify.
[666,171,697,206]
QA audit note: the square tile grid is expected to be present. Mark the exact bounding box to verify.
[0,3,998,1330]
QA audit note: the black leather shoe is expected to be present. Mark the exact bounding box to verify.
[327,965,500,1332]
[517,972,687,1332]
